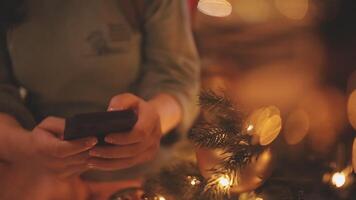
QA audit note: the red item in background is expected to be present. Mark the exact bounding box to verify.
[188,0,198,17]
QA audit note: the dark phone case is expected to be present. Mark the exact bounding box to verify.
[64,110,138,144]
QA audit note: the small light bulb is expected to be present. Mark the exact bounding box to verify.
[217,175,231,188]
[190,179,199,186]
[331,172,346,188]
[158,196,166,200]
[187,176,201,186]
[247,124,254,132]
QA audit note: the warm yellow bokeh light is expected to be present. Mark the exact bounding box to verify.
[331,172,346,188]
[189,177,201,186]
[275,0,309,20]
[158,196,166,200]
[246,106,282,145]
[217,175,232,188]
[247,124,254,132]
[233,0,272,23]
[347,90,356,130]
[299,88,346,154]
[259,115,282,146]
[284,109,310,145]
[198,0,232,17]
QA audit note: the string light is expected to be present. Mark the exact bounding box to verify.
[204,173,235,197]
[155,196,166,200]
[217,175,232,188]
[198,0,232,17]
[143,195,167,200]
[187,176,201,186]
[331,172,346,188]
[247,124,254,132]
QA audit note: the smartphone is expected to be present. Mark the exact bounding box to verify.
[64,110,137,144]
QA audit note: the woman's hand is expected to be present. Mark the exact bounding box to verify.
[29,117,98,178]
[88,93,162,171]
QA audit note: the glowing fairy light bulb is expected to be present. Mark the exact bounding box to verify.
[198,0,232,17]
[247,124,254,132]
[331,172,346,188]
[218,177,230,187]
[217,175,232,188]
[190,178,200,186]
[157,196,166,200]
[187,176,201,186]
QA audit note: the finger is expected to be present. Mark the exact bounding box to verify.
[89,142,152,159]
[105,105,158,145]
[51,137,98,158]
[37,117,65,137]
[108,93,140,111]
[57,164,89,180]
[88,145,158,171]
[46,152,90,170]
[61,151,91,166]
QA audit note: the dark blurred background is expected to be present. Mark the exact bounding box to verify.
[191,0,356,199]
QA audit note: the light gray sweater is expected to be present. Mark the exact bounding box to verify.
[0,0,200,135]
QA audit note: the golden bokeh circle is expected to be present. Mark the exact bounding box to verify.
[347,90,356,130]
[284,109,310,145]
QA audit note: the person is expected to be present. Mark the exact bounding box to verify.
[0,0,200,199]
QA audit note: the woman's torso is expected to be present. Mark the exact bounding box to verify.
[7,0,142,120]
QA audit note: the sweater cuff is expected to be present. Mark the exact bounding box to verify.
[0,92,36,130]
[138,86,199,135]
